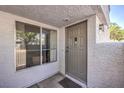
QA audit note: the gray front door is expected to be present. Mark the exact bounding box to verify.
[65,21,87,83]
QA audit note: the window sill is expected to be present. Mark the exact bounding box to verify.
[15,61,58,73]
[42,61,57,65]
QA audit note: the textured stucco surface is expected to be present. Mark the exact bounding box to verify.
[0,5,95,27]
[88,43,124,88]
[59,27,66,75]
[101,5,110,25]
[96,16,110,43]
[88,16,124,88]
[0,11,59,88]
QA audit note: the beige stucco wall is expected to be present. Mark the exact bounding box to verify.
[88,16,124,88]
[0,11,60,88]
[96,16,110,43]
[101,5,110,25]
[88,43,124,88]
[59,27,65,75]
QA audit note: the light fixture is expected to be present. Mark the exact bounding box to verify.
[99,24,104,32]
[63,18,70,22]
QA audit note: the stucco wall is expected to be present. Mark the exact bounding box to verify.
[88,16,124,88]
[59,27,65,75]
[101,5,110,25]
[88,43,124,88]
[0,11,59,88]
[96,16,110,43]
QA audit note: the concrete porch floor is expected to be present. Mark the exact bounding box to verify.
[29,73,65,88]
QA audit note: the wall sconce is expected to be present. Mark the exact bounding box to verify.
[99,24,104,32]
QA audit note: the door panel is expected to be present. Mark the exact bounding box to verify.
[65,21,87,83]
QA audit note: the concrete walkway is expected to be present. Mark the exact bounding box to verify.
[29,73,64,88]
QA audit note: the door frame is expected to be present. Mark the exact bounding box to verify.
[65,20,88,85]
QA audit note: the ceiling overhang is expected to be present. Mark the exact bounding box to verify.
[0,5,109,27]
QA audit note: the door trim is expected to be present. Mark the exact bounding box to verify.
[65,20,88,85]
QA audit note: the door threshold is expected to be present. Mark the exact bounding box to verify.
[65,74,87,88]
